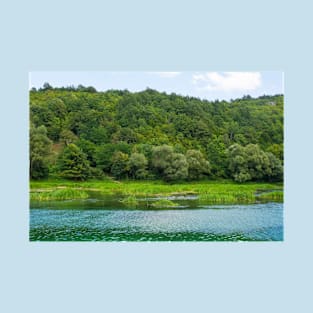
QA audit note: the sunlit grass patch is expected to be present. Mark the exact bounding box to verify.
[198,192,255,204]
[30,179,283,204]
[120,195,139,206]
[150,199,179,208]
[256,191,283,202]
[30,189,89,201]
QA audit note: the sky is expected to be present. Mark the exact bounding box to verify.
[29,71,283,101]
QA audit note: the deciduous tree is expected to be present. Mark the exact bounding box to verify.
[186,149,210,180]
[110,151,129,179]
[58,144,91,180]
[128,153,148,179]
[152,145,188,181]
[30,125,52,179]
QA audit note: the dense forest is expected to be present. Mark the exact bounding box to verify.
[30,83,283,182]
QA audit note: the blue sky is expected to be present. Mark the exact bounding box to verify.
[29,71,283,101]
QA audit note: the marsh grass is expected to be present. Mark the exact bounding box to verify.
[120,196,178,209]
[30,179,283,204]
[256,191,283,202]
[30,189,89,201]
[150,199,179,208]
[120,195,139,206]
[199,191,255,204]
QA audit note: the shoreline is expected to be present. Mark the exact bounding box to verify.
[30,179,283,205]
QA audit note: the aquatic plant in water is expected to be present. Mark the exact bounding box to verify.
[150,199,179,208]
[120,195,139,206]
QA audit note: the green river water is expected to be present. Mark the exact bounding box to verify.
[30,194,283,241]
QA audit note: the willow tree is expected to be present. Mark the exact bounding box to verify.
[152,145,188,181]
[186,149,210,180]
[128,152,148,179]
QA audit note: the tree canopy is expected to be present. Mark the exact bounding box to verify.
[30,85,283,182]
[57,144,91,180]
[30,124,52,179]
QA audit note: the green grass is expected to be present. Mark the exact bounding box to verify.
[199,192,255,204]
[30,189,89,201]
[120,195,139,206]
[30,178,283,204]
[150,199,179,208]
[119,196,180,209]
[256,191,283,202]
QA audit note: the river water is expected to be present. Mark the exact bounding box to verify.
[29,201,283,241]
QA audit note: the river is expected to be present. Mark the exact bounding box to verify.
[30,199,283,241]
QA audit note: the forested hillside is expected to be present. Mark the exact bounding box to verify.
[30,84,283,182]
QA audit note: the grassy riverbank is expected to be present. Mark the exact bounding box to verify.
[30,178,283,204]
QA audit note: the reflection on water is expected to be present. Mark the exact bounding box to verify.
[30,202,283,241]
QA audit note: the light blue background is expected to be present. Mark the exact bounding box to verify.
[0,0,312,312]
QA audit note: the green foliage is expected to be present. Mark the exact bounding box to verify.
[59,129,78,146]
[266,144,284,162]
[228,144,283,182]
[206,136,228,178]
[256,191,283,202]
[110,151,129,179]
[151,145,174,173]
[30,125,52,179]
[30,179,283,204]
[58,144,91,180]
[151,145,188,181]
[120,195,139,206]
[164,153,188,182]
[128,152,148,179]
[265,152,283,181]
[198,192,255,204]
[30,188,88,201]
[96,142,130,173]
[76,139,97,167]
[150,199,178,208]
[30,87,283,182]
[186,149,210,180]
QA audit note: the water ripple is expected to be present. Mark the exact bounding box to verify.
[30,203,283,241]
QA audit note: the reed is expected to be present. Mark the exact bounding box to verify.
[30,189,89,201]
[120,195,139,206]
[30,179,283,204]
[150,199,178,208]
[256,191,283,202]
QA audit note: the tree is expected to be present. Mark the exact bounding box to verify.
[163,153,188,181]
[186,149,210,180]
[265,152,283,181]
[206,136,228,178]
[227,143,283,182]
[151,145,188,181]
[30,87,283,182]
[228,144,261,182]
[244,144,270,180]
[266,144,284,162]
[96,143,131,173]
[128,153,148,179]
[60,129,78,146]
[151,145,174,177]
[58,144,91,180]
[76,139,97,167]
[30,125,52,179]
[132,144,154,161]
[110,151,129,179]
[42,82,53,91]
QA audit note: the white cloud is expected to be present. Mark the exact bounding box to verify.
[151,72,182,78]
[192,72,262,92]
